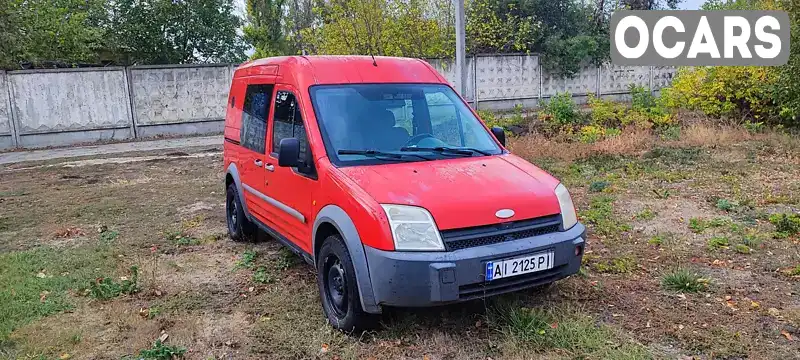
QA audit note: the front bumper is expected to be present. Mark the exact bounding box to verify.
[363,223,586,308]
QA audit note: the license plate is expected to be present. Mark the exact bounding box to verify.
[485,251,554,281]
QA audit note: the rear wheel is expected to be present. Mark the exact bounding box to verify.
[226,183,256,242]
[317,234,376,333]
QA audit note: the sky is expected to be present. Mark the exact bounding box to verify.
[681,0,706,9]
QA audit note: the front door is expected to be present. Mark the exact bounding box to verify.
[263,85,315,253]
[238,83,274,224]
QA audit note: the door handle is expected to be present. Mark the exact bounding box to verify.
[254,159,263,167]
[265,164,275,172]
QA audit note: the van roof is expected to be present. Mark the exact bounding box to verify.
[234,55,448,88]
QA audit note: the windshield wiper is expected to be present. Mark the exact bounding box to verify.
[399,146,492,156]
[337,149,432,161]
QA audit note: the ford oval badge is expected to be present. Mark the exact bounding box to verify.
[495,209,515,219]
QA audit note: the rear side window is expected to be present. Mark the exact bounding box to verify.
[272,91,308,160]
[240,84,274,153]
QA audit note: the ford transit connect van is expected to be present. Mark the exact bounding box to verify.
[223,56,586,332]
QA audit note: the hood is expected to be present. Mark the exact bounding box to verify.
[337,154,562,230]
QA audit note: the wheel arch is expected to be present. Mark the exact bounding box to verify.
[313,205,380,314]
[225,162,250,218]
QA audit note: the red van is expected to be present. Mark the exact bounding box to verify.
[223,56,585,332]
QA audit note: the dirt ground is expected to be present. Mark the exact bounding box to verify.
[0,129,798,360]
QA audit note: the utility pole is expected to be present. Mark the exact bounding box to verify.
[454,0,467,97]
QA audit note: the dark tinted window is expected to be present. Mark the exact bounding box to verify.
[240,84,273,153]
[272,91,308,160]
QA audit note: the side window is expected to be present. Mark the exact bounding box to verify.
[272,91,309,161]
[240,84,273,153]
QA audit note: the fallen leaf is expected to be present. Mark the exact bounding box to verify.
[320,343,329,354]
[39,291,49,303]
[750,301,760,309]
[59,353,71,360]
[36,271,47,279]
[781,330,793,341]
[158,333,169,343]
[550,322,558,329]
[423,355,431,360]
[768,308,781,317]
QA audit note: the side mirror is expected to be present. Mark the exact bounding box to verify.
[278,138,301,167]
[491,126,506,147]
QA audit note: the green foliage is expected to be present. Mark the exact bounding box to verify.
[789,265,800,276]
[138,340,187,360]
[689,217,730,233]
[237,250,258,269]
[593,256,636,274]
[99,229,119,244]
[244,0,292,57]
[304,0,451,58]
[0,245,116,339]
[716,199,736,212]
[106,0,246,64]
[733,244,751,254]
[588,180,610,193]
[1,0,107,69]
[587,95,626,127]
[648,234,665,246]
[662,66,780,122]
[661,269,709,293]
[89,266,139,300]
[635,208,656,221]
[492,304,651,358]
[768,213,800,235]
[707,236,730,251]
[539,92,581,128]
[582,196,630,237]
[465,0,609,77]
[253,266,274,284]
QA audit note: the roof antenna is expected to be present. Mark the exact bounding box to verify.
[370,53,377,67]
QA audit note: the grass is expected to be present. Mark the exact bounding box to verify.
[716,198,736,211]
[635,208,656,221]
[733,244,752,254]
[689,217,730,233]
[492,302,652,359]
[236,249,258,269]
[88,266,139,300]
[789,265,800,276]
[707,236,730,251]
[661,269,709,293]
[0,245,117,340]
[592,256,637,274]
[589,180,610,193]
[769,213,800,235]
[648,234,665,246]
[582,196,631,237]
[137,340,186,360]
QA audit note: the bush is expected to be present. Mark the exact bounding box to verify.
[539,92,581,128]
[769,213,800,235]
[587,94,626,127]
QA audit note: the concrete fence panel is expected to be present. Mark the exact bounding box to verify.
[8,68,133,148]
[541,64,598,101]
[0,71,13,149]
[599,65,651,95]
[427,57,475,102]
[652,66,678,90]
[130,65,232,137]
[475,55,539,101]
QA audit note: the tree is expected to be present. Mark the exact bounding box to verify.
[465,0,609,76]
[621,0,682,9]
[243,0,292,58]
[1,0,107,69]
[303,0,451,58]
[105,0,246,65]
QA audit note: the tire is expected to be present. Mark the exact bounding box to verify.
[317,234,377,333]
[226,183,256,242]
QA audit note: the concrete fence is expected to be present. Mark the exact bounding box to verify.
[0,56,675,150]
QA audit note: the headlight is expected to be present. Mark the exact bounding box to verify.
[555,183,577,230]
[381,204,444,251]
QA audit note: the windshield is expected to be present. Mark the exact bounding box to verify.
[309,84,502,166]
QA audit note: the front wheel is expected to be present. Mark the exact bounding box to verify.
[226,183,256,242]
[317,234,376,333]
